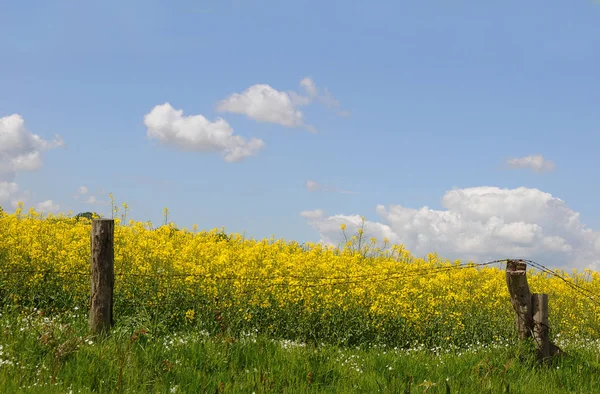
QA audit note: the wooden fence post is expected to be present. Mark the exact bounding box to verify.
[90,219,115,335]
[506,260,563,361]
[532,293,550,360]
[505,260,533,339]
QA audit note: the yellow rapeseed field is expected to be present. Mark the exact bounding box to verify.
[1,204,599,346]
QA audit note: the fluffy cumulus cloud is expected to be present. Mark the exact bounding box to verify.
[0,114,63,208]
[506,154,555,173]
[0,114,63,181]
[35,200,60,213]
[301,209,398,247]
[217,84,307,129]
[144,103,264,162]
[302,186,600,270]
[0,181,21,207]
[216,77,347,131]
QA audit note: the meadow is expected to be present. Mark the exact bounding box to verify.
[1,203,600,392]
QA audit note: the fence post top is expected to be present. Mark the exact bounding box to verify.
[506,260,527,271]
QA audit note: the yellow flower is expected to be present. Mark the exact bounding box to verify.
[2,200,599,346]
[185,309,195,321]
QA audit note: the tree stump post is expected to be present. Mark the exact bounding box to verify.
[90,219,115,335]
[506,260,563,362]
[532,293,550,360]
[505,260,533,339]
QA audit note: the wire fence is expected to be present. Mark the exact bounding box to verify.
[3,216,600,355]
[1,258,599,304]
[3,251,600,355]
[0,260,499,279]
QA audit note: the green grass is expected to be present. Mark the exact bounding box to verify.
[1,307,600,393]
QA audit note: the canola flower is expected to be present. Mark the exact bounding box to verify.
[1,204,599,347]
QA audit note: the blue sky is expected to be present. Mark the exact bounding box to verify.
[1,0,599,269]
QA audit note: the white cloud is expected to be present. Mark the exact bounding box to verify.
[144,103,264,162]
[78,186,89,195]
[303,78,350,117]
[300,209,325,219]
[305,179,358,195]
[0,114,60,210]
[216,77,348,131]
[35,200,60,214]
[300,77,318,98]
[303,211,397,248]
[506,154,555,173]
[0,114,63,181]
[0,181,21,208]
[298,77,346,114]
[302,186,600,270]
[217,84,307,129]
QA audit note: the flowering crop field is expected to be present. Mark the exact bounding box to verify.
[1,205,600,348]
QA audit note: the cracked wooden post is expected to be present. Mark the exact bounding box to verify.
[532,293,550,360]
[506,260,563,361]
[505,260,533,339]
[90,219,115,335]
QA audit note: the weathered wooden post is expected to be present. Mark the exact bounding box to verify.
[505,260,533,339]
[506,260,562,362]
[532,294,550,360]
[90,219,115,335]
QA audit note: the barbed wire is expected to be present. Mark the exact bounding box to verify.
[519,259,600,306]
[1,259,599,305]
[0,260,501,282]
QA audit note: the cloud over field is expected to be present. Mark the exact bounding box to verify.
[0,114,63,181]
[35,200,60,213]
[144,103,265,162]
[302,186,600,270]
[0,181,21,207]
[0,114,63,208]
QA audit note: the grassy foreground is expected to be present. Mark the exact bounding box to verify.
[1,307,600,393]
